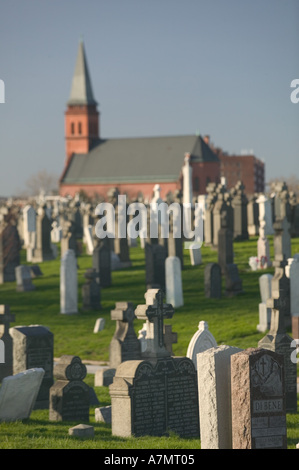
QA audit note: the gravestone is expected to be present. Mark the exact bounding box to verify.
[258,275,297,412]
[23,205,36,261]
[0,368,45,422]
[92,239,112,288]
[109,289,199,438]
[256,194,274,236]
[186,321,217,370]
[60,220,78,259]
[60,249,78,314]
[231,348,287,449]
[68,424,94,438]
[138,323,177,356]
[135,289,174,360]
[257,274,273,333]
[93,318,105,333]
[165,256,183,308]
[0,305,15,381]
[0,220,21,283]
[110,357,199,438]
[15,265,35,292]
[204,263,222,298]
[189,243,202,266]
[273,218,292,262]
[218,211,234,274]
[247,195,259,236]
[204,183,217,246]
[30,265,43,278]
[49,355,90,422]
[224,264,243,297]
[10,325,54,409]
[82,269,101,311]
[31,205,54,262]
[231,181,249,240]
[144,242,167,291]
[257,217,271,269]
[197,345,242,449]
[84,225,94,254]
[286,255,299,316]
[94,367,116,387]
[109,302,141,369]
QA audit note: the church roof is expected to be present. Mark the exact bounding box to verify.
[61,134,219,185]
[67,40,97,106]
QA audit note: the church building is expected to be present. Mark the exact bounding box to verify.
[59,41,221,201]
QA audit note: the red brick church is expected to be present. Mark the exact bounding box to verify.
[59,41,264,200]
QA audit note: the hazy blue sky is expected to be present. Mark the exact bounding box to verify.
[0,0,298,197]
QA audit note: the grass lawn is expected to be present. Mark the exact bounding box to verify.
[0,235,298,449]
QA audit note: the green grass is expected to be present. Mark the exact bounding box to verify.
[0,235,299,449]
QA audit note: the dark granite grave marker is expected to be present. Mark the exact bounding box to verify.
[0,306,15,382]
[92,238,111,288]
[110,357,199,438]
[231,348,287,449]
[82,269,101,310]
[144,243,166,291]
[258,270,297,413]
[10,325,54,409]
[204,263,222,298]
[224,264,243,297]
[49,355,90,422]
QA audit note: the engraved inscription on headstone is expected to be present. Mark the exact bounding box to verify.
[231,348,287,449]
[110,357,199,438]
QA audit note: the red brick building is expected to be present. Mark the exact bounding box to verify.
[59,42,221,201]
[210,143,265,194]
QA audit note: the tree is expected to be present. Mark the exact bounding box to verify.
[24,169,59,196]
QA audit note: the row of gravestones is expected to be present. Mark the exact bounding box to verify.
[0,278,297,448]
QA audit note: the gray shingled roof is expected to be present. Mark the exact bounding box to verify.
[61,134,219,184]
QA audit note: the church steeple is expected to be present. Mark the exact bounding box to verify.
[64,40,99,165]
[67,40,97,106]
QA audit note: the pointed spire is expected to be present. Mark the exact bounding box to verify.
[67,40,97,106]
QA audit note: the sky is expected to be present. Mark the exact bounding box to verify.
[0,0,298,197]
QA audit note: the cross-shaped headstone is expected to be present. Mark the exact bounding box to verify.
[163,325,177,355]
[111,302,135,324]
[135,289,175,359]
[0,305,15,337]
[0,305,15,380]
[267,266,290,334]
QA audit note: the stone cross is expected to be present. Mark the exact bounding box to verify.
[111,302,135,325]
[0,305,15,337]
[109,302,141,368]
[135,289,174,359]
[0,305,15,380]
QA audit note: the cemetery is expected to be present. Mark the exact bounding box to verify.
[0,183,299,450]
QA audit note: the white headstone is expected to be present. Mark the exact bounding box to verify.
[256,194,274,236]
[187,321,217,369]
[189,243,202,265]
[259,274,273,303]
[0,368,45,422]
[60,249,78,314]
[93,318,105,333]
[257,274,273,332]
[286,255,299,316]
[165,256,184,308]
[84,225,94,255]
[183,153,193,206]
[197,345,242,449]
